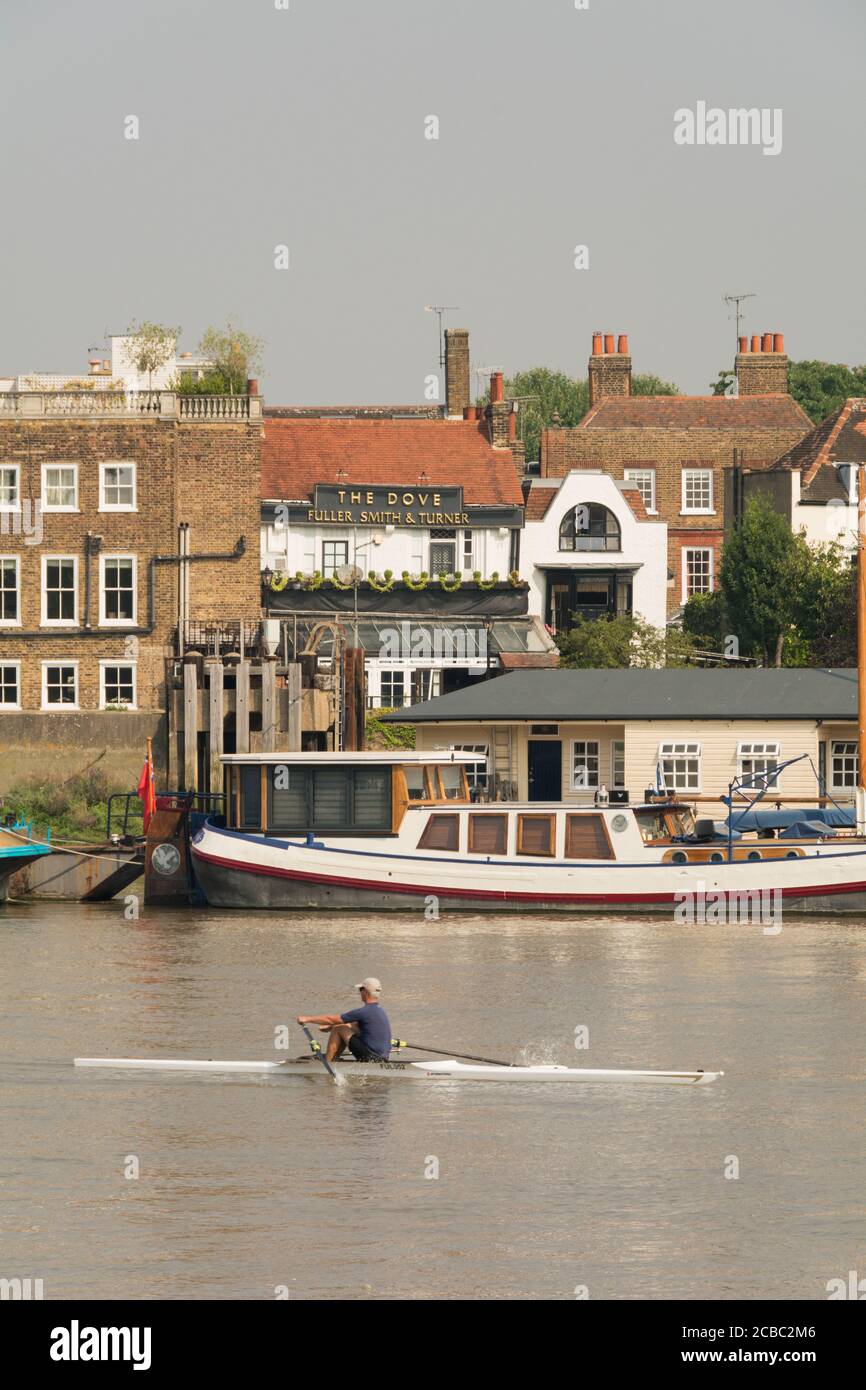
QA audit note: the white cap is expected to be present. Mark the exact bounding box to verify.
[355,977,382,996]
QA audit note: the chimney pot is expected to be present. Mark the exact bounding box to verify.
[490,370,504,403]
[750,335,761,353]
[738,336,748,353]
[247,377,259,396]
[761,332,773,353]
[464,405,477,421]
[773,332,785,354]
[507,409,517,441]
[591,332,603,355]
[89,358,101,374]
[617,334,629,355]
[604,334,615,354]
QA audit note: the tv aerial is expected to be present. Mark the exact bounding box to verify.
[723,292,756,344]
[424,304,459,368]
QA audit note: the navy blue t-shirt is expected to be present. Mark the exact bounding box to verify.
[341,1002,391,1058]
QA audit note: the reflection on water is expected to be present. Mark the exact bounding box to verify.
[2,902,865,1300]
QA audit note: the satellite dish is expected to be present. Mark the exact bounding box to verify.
[335,564,364,584]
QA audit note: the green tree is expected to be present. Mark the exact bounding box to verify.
[556,614,694,669]
[718,496,804,666]
[126,320,180,387]
[497,367,678,463]
[790,540,856,666]
[194,321,264,394]
[788,360,866,425]
[681,590,727,650]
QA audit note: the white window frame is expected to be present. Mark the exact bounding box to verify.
[41,463,79,512]
[99,462,137,512]
[0,660,21,708]
[681,468,714,515]
[658,741,701,793]
[682,547,714,602]
[0,463,20,511]
[99,660,137,710]
[610,739,626,789]
[41,659,79,710]
[378,669,406,708]
[571,739,600,790]
[0,554,20,626]
[429,528,458,576]
[99,554,137,626]
[737,741,781,787]
[623,468,656,513]
[830,740,858,791]
[41,554,78,627]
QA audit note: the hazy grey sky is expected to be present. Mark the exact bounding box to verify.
[3,0,864,401]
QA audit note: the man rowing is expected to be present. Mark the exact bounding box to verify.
[297,977,392,1064]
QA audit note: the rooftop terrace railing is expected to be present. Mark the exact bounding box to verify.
[0,391,261,421]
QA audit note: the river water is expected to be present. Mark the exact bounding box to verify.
[2,901,864,1301]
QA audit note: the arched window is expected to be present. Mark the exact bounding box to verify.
[559,504,621,552]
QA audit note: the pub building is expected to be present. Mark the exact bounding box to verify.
[259,349,558,713]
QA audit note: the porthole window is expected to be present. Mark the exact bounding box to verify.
[747,850,762,861]
[710,851,724,863]
[671,850,688,865]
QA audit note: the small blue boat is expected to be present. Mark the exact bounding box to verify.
[0,821,54,903]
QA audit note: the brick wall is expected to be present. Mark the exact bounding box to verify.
[0,415,262,739]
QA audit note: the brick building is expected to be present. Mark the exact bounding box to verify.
[541,331,812,614]
[0,389,262,791]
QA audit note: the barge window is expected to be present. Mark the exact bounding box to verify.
[313,766,351,824]
[469,814,507,855]
[354,768,391,827]
[271,766,308,826]
[267,765,393,833]
[565,813,613,860]
[517,814,555,857]
[405,766,428,800]
[438,764,464,800]
[418,814,460,851]
[239,766,262,828]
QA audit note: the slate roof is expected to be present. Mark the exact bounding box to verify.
[385,667,859,723]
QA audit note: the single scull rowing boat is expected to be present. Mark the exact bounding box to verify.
[73,1056,722,1085]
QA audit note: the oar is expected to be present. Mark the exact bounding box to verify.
[299,1023,343,1084]
[391,1039,516,1068]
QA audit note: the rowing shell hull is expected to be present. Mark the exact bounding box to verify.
[74,1057,722,1085]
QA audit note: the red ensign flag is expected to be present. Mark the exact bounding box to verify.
[137,746,156,831]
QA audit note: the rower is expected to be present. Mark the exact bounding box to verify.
[297,977,392,1063]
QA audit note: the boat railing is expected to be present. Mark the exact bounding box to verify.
[106,791,225,839]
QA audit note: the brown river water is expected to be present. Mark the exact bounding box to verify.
[2,901,865,1301]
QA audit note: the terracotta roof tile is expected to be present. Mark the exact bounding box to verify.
[576,395,812,430]
[262,416,523,507]
[774,399,866,486]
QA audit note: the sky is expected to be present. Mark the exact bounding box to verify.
[2,0,864,403]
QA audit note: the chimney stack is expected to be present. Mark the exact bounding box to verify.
[488,370,511,447]
[588,330,632,407]
[444,328,470,417]
[735,331,789,396]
